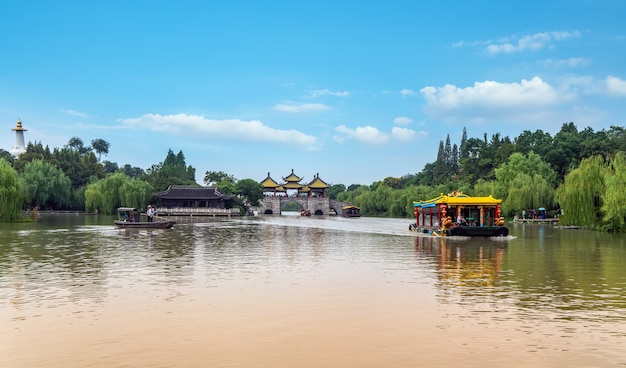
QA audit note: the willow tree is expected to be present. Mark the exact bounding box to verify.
[494,152,556,216]
[21,159,71,209]
[556,155,605,227]
[600,152,626,231]
[0,159,26,221]
[85,172,153,215]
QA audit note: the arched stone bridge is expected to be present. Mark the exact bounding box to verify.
[259,196,354,216]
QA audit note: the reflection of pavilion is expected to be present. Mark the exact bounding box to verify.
[414,236,505,288]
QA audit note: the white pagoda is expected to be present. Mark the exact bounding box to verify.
[10,118,28,157]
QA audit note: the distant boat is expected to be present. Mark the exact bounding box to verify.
[342,205,361,217]
[114,207,175,229]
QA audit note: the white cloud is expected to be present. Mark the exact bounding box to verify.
[334,125,389,144]
[420,77,576,127]
[273,103,331,113]
[400,89,415,97]
[606,76,626,96]
[485,31,581,54]
[391,127,416,142]
[393,116,414,125]
[119,113,319,150]
[62,109,88,117]
[538,57,591,69]
[307,89,350,98]
[421,77,568,110]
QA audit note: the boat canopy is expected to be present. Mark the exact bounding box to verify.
[117,207,139,212]
[413,192,502,209]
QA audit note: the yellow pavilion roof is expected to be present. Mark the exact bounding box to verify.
[307,174,330,189]
[260,172,281,188]
[283,169,302,183]
[413,192,502,208]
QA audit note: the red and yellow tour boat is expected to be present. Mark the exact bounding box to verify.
[409,191,508,237]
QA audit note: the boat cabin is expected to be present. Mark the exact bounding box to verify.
[342,205,361,217]
[117,207,142,222]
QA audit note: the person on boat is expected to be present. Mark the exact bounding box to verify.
[147,205,155,222]
[456,214,467,226]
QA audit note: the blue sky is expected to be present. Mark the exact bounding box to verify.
[2,1,626,186]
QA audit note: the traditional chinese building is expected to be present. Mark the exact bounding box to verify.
[260,170,329,198]
[258,170,348,215]
[260,172,287,196]
[153,185,239,216]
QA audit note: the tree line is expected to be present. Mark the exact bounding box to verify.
[0,137,262,220]
[2,122,626,231]
[330,123,626,232]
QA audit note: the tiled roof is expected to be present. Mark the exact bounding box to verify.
[155,185,229,200]
[260,172,280,188]
[283,169,302,183]
[307,173,330,189]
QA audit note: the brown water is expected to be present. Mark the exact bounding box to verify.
[1,214,625,367]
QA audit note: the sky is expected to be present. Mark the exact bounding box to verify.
[2,1,626,186]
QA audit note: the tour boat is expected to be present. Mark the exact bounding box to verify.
[410,191,508,237]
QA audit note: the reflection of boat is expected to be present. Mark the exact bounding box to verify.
[342,205,361,217]
[414,236,506,287]
[410,191,508,237]
[114,207,175,229]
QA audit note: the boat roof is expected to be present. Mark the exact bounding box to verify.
[413,192,502,209]
[117,207,139,212]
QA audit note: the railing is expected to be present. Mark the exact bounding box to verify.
[156,207,240,217]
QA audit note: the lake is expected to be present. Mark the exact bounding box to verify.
[1,213,625,367]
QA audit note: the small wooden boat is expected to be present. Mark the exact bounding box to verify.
[114,207,175,229]
[342,205,361,217]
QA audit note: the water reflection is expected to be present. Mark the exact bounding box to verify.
[2,216,626,367]
[414,235,506,288]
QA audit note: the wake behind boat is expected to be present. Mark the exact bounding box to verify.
[114,207,175,229]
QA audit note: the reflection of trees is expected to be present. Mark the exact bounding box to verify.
[0,228,108,310]
[414,235,505,289]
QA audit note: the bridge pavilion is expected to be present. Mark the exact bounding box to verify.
[260,170,330,198]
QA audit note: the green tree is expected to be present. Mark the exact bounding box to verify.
[66,136,90,155]
[21,160,71,209]
[85,172,153,215]
[143,149,196,192]
[494,152,556,216]
[327,184,346,199]
[236,179,264,207]
[91,138,110,161]
[0,149,15,165]
[514,129,553,157]
[459,137,484,184]
[13,141,52,172]
[545,122,583,181]
[600,152,626,231]
[0,159,26,221]
[556,155,605,227]
[204,170,237,186]
[102,160,119,174]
